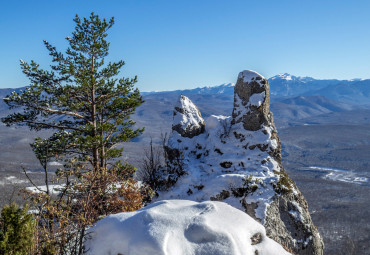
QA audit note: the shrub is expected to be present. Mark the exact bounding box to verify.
[0,203,36,255]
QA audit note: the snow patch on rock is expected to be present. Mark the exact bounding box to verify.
[238,70,264,84]
[249,91,266,107]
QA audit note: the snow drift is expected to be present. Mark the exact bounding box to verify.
[86,200,291,255]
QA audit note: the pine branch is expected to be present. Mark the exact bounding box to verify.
[33,106,92,124]
[24,120,84,131]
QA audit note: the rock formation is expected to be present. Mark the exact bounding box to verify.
[155,70,324,254]
[172,95,205,138]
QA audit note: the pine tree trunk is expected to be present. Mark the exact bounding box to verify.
[91,50,99,172]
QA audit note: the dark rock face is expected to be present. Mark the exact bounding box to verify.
[232,71,282,162]
[232,70,272,131]
[156,71,324,255]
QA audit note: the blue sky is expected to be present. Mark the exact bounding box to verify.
[1,0,370,91]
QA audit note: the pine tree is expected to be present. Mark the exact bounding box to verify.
[2,13,149,254]
[2,12,143,174]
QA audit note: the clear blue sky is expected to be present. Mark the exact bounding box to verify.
[1,0,370,91]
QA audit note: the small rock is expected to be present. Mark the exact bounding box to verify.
[220,161,233,168]
[251,233,262,245]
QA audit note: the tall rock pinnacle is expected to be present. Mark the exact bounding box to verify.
[232,70,272,131]
[155,71,324,254]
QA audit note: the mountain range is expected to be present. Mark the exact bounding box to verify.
[1,73,369,114]
[142,73,370,104]
[3,73,368,136]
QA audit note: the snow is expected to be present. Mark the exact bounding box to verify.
[86,200,291,255]
[48,161,63,166]
[173,95,204,132]
[248,92,266,107]
[206,115,230,130]
[288,201,305,223]
[268,73,316,83]
[157,110,287,224]
[0,176,27,185]
[148,82,306,251]
[273,73,293,81]
[300,166,369,185]
[26,184,64,195]
[238,70,264,84]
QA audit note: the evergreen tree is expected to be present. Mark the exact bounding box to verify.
[1,13,149,254]
[2,12,144,173]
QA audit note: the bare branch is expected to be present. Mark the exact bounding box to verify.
[22,166,46,194]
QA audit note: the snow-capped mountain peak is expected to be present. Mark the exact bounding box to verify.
[271,73,294,80]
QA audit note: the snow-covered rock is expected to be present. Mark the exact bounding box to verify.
[155,70,324,254]
[86,200,291,255]
[232,70,272,131]
[172,95,205,138]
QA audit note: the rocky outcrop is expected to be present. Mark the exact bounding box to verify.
[232,70,272,131]
[172,95,205,138]
[155,70,324,255]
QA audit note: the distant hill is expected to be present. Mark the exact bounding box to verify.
[302,79,370,104]
[0,87,26,112]
[270,96,353,126]
[268,73,345,98]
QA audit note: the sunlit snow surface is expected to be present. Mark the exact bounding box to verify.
[238,70,264,84]
[0,176,27,185]
[248,92,266,107]
[173,95,204,132]
[301,166,369,185]
[86,200,291,255]
[26,184,65,195]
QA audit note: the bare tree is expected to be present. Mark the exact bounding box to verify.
[138,138,163,191]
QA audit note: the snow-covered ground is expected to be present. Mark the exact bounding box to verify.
[26,184,65,195]
[47,161,63,166]
[0,176,27,185]
[301,166,369,185]
[86,200,291,255]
